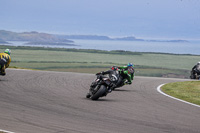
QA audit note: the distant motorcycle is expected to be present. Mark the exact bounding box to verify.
[86,72,113,100]
[190,65,200,79]
[190,70,200,80]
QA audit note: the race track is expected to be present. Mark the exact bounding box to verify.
[0,69,200,133]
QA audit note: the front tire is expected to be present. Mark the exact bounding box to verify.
[91,85,106,100]
[86,93,91,98]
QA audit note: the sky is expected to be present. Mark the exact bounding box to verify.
[0,0,200,39]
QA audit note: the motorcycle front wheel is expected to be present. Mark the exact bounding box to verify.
[91,85,107,100]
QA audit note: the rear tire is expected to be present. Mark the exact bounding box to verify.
[190,72,196,79]
[91,85,106,100]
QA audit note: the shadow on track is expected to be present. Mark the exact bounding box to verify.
[113,89,137,92]
[83,97,119,102]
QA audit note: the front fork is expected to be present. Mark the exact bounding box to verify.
[89,79,101,94]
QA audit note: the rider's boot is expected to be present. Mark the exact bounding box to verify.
[108,83,116,93]
[0,66,5,76]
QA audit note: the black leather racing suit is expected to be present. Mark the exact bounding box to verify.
[101,69,120,89]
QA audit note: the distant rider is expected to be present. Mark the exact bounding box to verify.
[191,62,200,79]
[0,49,11,76]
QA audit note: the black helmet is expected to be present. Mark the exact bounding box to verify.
[111,66,118,71]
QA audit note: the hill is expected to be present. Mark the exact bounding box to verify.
[0,30,188,44]
[0,30,73,43]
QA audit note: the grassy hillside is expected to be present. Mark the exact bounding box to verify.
[0,45,198,78]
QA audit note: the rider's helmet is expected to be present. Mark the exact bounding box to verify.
[127,63,134,67]
[4,49,11,55]
[111,66,118,71]
[127,63,134,74]
[197,62,200,65]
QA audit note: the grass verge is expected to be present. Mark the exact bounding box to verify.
[161,81,200,105]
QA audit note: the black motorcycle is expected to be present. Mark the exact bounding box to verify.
[86,72,113,100]
[190,67,200,79]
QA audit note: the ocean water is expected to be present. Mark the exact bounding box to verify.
[5,39,200,55]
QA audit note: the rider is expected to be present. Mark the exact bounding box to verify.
[99,66,119,92]
[118,63,134,85]
[0,49,11,76]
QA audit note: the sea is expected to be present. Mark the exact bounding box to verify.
[5,39,200,55]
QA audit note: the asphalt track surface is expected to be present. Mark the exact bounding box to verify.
[0,69,200,133]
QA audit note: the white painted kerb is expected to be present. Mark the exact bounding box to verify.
[0,129,15,133]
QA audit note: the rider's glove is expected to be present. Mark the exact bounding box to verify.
[101,71,104,75]
[96,72,101,75]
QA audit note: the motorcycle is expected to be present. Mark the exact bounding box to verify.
[190,69,200,80]
[86,66,134,100]
[190,65,200,80]
[86,72,113,100]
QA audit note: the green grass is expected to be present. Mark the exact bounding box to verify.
[0,45,198,78]
[161,81,200,105]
